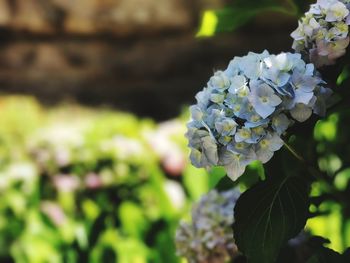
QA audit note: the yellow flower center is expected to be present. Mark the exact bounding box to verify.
[236,142,244,149]
[260,139,270,148]
[253,127,264,135]
[241,130,250,138]
[251,115,260,122]
[239,88,248,97]
[261,96,269,103]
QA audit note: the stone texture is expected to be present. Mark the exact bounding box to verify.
[0,0,198,35]
[0,0,11,26]
[10,0,54,33]
[0,0,297,120]
[0,30,293,120]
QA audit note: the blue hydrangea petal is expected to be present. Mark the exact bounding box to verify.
[294,89,314,105]
[272,114,291,135]
[190,105,204,121]
[228,75,247,94]
[210,93,226,103]
[195,88,211,109]
[209,71,230,90]
[186,50,330,182]
[256,132,283,163]
[244,116,269,128]
[313,86,333,116]
[291,71,320,92]
[234,128,252,143]
[215,118,238,136]
[227,142,251,155]
[276,84,295,97]
[249,82,281,118]
[269,94,283,107]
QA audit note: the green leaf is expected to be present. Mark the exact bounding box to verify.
[197,8,257,37]
[208,167,227,190]
[214,175,237,192]
[336,65,350,86]
[197,0,298,37]
[233,175,310,263]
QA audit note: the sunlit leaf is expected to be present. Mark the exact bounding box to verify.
[197,8,256,37]
[314,114,339,142]
[337,65,350,86]
[196,0,298,37]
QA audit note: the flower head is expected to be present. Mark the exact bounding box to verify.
[291,0,350,67]
[186,51,331,181]
[175,189,240,263]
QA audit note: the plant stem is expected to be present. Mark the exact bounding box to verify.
[285,0,299,15]
[283,142,304,163]
[261,6,298,16]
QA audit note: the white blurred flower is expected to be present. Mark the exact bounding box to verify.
[163,180,186,210]
[100,135,144,160]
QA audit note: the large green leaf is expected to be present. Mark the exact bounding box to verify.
[233,175,310,263]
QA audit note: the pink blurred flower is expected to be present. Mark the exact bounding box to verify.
[163,151,186,176]
[145,121,187,176]
[41,201,66,226]
[85,173,103,189]
[53,174,80,192]
[310,37,350,67]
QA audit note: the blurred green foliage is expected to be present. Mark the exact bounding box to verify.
[0,96,219,263]
[308,107,350,253]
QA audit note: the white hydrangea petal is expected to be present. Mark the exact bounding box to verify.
[220,151,247,181]
[290,103,313,122]
[256,148,274,164]
[268,133,284,151]
[292,0,350,67]
[225,162,247,181]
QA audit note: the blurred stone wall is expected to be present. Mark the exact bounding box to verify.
[0,0,200,35]
[0,0,294,120]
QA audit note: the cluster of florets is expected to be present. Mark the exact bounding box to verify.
[175,189,240,263]
[186,51,332,180]
[291,0,350,67]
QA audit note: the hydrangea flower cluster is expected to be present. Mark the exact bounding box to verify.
[186,51,332,181]
[291,0,350,67]
[175,189,240,263]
